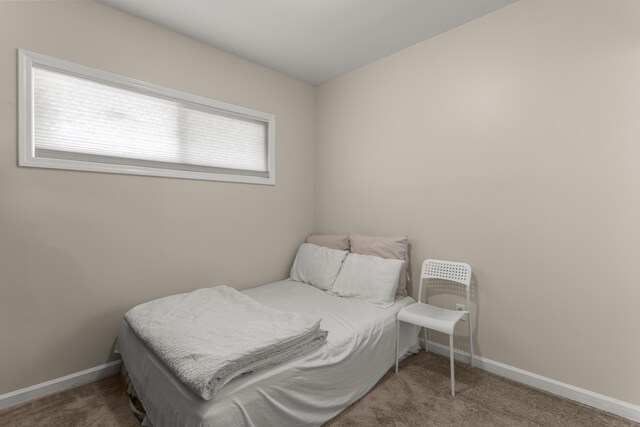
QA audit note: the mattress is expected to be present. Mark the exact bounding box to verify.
[117,279,421,427]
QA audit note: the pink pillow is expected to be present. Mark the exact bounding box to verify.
[349,234,409,295]
[306,234,350,251]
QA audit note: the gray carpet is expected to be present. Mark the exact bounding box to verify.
[0,375,138,427]
[326,351,638,426]
[0,351,636,426]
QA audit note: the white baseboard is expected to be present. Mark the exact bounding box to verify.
[419,338,640,423]
[0,360,121,412]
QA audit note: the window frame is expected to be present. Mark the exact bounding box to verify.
[18,49,276,185]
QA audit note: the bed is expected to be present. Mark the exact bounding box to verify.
[117,278,420,427]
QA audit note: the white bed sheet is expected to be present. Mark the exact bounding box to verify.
[117,279,420,427]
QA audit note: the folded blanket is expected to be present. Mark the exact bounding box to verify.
[124,285,327,400]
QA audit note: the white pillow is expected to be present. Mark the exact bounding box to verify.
[331,253,404,307]
[290,243,348,291]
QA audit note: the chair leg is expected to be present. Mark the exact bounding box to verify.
[467,313,473,367]
[395,320,400,374]
[449,334,455,397]
[424,327,429,352]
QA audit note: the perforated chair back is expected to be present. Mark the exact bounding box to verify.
[419,259,471,302]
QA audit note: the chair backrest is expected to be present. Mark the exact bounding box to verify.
[419,259,472,304]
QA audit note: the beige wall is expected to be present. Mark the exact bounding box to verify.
[0,1,315,394]
[316,0,640,406]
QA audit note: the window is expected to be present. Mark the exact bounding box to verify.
[18,50,275,185]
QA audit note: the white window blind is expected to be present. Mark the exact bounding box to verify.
[19,50,275,184]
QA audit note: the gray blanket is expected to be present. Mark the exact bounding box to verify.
[124,285,327,400]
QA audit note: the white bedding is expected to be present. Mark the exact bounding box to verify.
[125,285,327,400]
[117,279,420,427]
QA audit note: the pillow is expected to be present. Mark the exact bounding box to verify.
[290,243,348,291]
[306,234,350,251]
[331,253,404,307]
[349,234,409,295]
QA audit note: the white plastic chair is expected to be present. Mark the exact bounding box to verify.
[395,259,473,397]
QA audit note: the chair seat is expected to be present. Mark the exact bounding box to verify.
[397,302,466,335]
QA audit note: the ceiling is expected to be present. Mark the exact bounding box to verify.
[98,0,518,85]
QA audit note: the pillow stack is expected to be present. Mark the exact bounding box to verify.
[349,234,409,295]
[290,233,410,308]
[306,233,409,294]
